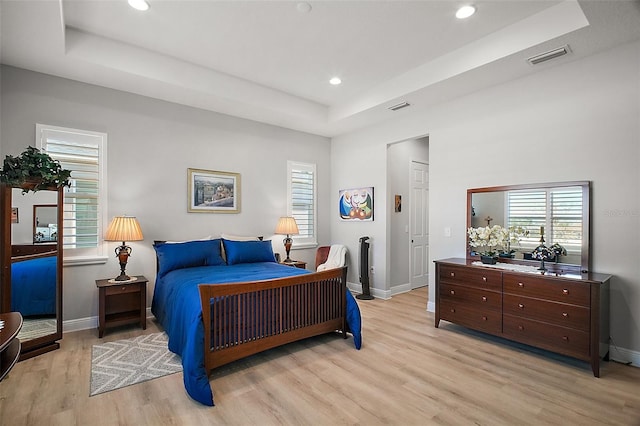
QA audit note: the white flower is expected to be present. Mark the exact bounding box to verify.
[467,225,508,256]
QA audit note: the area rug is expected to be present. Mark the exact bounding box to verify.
[90,332,182,396]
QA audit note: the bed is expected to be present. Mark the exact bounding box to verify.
[151,238,362,406]
[11,252,57,316]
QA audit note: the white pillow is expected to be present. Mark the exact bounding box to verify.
[221,233,260,241]
[165,236,213,244]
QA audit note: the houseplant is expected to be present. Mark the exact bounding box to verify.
[467,225,508,264]
[0,146,71,193]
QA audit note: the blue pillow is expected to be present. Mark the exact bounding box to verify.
[223,239,276,265]
[155,239,225,277]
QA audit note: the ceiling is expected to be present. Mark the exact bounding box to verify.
[2,0,640,137]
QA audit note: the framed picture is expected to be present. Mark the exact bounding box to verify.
[395,195,402,212]
[339,187,374,221]
[188,168,240,213]
[11,207,18,223]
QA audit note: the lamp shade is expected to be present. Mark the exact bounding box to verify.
[104,216,144,242]
[274,216,299,235]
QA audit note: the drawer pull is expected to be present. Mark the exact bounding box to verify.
[562,289,569,295]
[450,308,456,313]
[482,276,487,282]
[450,272,455,277]
[562,312,569,318]
[482,296,487,302]
[518,325,524,331]
[518,303,524,309]
[450,290,455,295]
[562,336,569,341]
[482,316,487,321]
[518,282,524,287]
[121,287,126,291]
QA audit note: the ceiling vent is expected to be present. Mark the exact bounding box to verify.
[527,45,571,65]
[388,101,411,111]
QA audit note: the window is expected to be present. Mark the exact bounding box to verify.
[287,161,317,248]
[37,124,108,264]
[507,186,582,253]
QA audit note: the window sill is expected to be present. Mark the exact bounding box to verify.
[292,242,318,250]
[63,255,109,267]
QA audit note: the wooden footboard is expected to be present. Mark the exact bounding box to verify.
[198,266,347,374]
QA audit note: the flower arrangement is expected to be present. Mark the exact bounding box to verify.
[500,225,530,256]
[467,225,508,257]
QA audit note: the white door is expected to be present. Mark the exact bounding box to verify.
[410,161,429,289]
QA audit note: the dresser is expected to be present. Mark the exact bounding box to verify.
[435,258,611,377]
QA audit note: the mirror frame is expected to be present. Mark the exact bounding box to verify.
[466,181,590,274]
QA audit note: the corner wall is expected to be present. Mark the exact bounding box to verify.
[0,65,332,324]
[331,40,640,360]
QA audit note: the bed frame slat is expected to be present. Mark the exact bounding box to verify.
[199,267,347,374]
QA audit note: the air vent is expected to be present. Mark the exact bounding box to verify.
[527,45,571,65]
[388,101,411,111]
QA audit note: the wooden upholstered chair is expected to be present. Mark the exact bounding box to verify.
[315,245,347,271]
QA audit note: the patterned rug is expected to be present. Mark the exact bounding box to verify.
[90,332,182,396]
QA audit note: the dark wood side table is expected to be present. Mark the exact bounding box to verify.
[96,276,148,338]
[280,260,307,269]
[0,312,23,382]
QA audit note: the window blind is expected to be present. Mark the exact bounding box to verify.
[288,161,317,246]
[37,124,107,258]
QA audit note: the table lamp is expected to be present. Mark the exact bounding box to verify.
[275,216,299,263]
[104,215,144,281]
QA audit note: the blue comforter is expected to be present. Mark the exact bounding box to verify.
[11,256,57,316]
[151,262,361,406]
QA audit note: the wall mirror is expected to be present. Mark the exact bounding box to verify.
[467,181,590,273]
[1,185,63,359]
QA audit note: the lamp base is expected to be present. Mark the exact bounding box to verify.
[114,273,132,281]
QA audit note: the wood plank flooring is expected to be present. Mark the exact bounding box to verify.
[1,287,639,425]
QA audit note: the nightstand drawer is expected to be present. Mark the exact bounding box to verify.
[105,282,141,295]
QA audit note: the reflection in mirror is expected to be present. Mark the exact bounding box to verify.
[467,181,590,273]
[10,188,59,342]
[33,204,58,243]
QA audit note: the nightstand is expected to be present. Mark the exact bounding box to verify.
[280,260,307,269]
[96,276,148,338]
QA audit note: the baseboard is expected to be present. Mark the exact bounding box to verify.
[62,308,154,334]
[347,282,391,300]
[609,342,640,368]
[426,300,435,312]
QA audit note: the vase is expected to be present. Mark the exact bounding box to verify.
[480,255,497,265]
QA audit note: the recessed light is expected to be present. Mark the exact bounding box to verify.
[456,5,476,19]
[329,77,342,86]
[128,0,150,11]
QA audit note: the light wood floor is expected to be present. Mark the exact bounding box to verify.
[2,287,639,426]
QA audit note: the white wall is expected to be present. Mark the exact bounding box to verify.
[332,41,640,357]
[1,66,332,323]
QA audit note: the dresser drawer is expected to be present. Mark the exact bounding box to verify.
[503,314,589,360]
[503,294,590,332]
[439,300,502,334]
[439,265,502,291]
[503,273,590,307]
[440,283,501,311]
[105,283,141,296]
